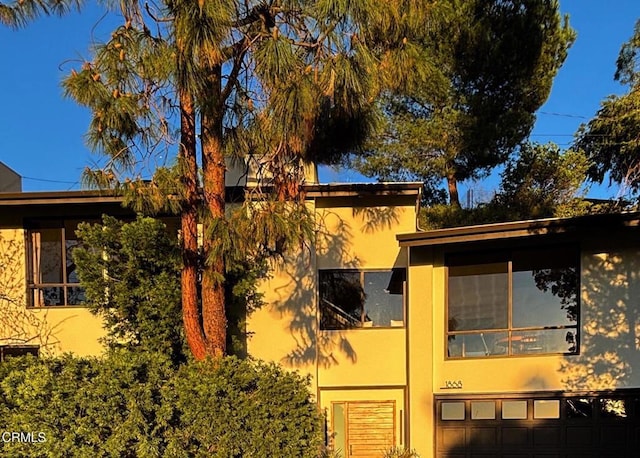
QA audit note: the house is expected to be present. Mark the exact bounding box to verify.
[3,170,640,456]
[0,162,22,192]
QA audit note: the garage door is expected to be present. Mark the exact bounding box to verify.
[436,392,640,457]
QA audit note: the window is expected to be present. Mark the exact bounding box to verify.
[319,269,405,330]
[0,345,39,361]
[446,246,578,358]
[27,219,90,307]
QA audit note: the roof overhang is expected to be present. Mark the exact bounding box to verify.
[397,211,640,247]
[0,182,423,207]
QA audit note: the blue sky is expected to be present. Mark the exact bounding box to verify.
[0,0,639,195]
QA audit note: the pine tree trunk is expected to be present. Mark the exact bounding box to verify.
[201,64,227,359]
[447,174,462,208]
[179,90,208,360]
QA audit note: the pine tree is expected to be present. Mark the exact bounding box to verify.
[1,0,435,358]
[353,0,575,207]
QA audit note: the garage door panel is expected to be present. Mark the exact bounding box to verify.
[533,426,560,446]
[502,426,530,445]
[440,428,465,451]
[468,427,498,447]
[566,426,592,445]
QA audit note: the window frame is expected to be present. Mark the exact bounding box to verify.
[25,219,90,308]
[318,268,407,330]
[445,245,580,359]
[0,345,39,361]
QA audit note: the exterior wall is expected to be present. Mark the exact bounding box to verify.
[0,227,105,357]
[247,194,418,450]
[406,230,640,456]
[406,247,435,455]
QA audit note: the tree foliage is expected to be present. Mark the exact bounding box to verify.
[421,143,590,229]
[354,0,575,206]
[491,142,590,220]
[574,19,640,196]
[1,0,437,359]
[73,215,186,364]
[0,352,323,457]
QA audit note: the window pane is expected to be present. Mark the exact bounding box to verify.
[567,398,592,419]
[448,332,508,358]
[31,228,63,284]
[600,399,627,418]
[67,287,86,305]
[319,271,363,330]
[511,329,578,355]
[363,270,404,327]
[471,401,495,419]
[512,248,578,328]
[448,263,508,331]
[442,402,465,420]
[65,220,83,284]
[32,287,65,306]
[332,403,346,453]
[534,400,560,419]
[502,400,527,419]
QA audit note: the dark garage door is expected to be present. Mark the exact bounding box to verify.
[435,392,640,457]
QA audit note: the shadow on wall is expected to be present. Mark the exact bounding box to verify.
[560,248,640,391]
[272,206,402,369]
[0,233,61,356]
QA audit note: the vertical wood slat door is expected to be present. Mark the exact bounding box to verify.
[346,401,396,457]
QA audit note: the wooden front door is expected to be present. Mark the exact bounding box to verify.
[342,401,396,457]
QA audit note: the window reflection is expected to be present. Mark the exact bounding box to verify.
[320,269,405,330]
[447,246,579,358]
[566,398,592,419]
[600,399,627,418]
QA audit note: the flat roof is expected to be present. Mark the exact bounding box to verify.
[397,211,640,247]
[0,182,422,206]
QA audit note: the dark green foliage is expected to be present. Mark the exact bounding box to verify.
[421,143,590,228]
[0,353,323,458]
[355,0,575,205]
[0,351,175,458]
[73,215,186,364]
[164,357,323,457]
[491,143,590,220]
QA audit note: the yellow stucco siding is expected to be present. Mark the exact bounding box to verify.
[316,203,414,270]
[0,228,106,357]
[248,197,417,396]
[406,251,434,455]
[419,239,640,398]
[317,328,406,386]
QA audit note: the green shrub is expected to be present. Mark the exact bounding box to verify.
[0,353,323,457]
[164,357,323,457]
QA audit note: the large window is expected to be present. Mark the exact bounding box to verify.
[27,219,89,307]
[319,269,406,330]
[446,246,578,358]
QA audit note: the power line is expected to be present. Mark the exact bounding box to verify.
[538,111,589,119]
[21,176,80,185]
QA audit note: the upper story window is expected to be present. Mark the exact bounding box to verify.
[446,246,578,358]
[319,268,406,330]
[26,219,90,307]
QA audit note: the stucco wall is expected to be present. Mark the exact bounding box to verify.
[247,195,417,432]
[0,227,105,357]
